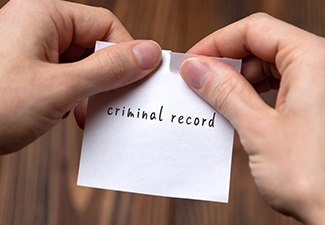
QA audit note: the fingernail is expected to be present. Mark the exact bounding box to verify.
[180,58,210,89]
[133,41,161,69]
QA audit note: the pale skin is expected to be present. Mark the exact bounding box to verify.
[0,0,324,223]
[180,13,325,225]
[0,0,162,154]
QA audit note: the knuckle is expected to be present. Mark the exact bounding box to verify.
[98,7,117,22]
[248,12,272,22]
[246,13,275,32]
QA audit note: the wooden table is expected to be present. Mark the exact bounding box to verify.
[1,0,324,224]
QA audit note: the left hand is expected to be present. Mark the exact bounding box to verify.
[0,0,161,154]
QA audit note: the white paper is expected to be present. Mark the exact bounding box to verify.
[77,41,242,202]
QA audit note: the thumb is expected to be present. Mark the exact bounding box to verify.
[59,40,161,102]
[49,40,161,128]
[180,56,272,134]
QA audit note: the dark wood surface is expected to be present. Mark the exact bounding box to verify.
[1,0,324,224]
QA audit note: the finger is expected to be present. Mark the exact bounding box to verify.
[58,1,133,53]
[74,99,88,130]
[180,56,274,133]
[253,76,280,94]
[242,55,281,84]
[62,110,71,119]
[59,45,92,62]
[44,40,161,113]
[187,13,315,77]
[71,40,162,129]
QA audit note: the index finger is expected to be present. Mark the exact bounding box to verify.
[63,1,132,45]
[187,13,313,72]
[49,0,133,56]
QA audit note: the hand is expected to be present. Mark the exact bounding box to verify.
[0,0,161,154]
[180,13,325,224]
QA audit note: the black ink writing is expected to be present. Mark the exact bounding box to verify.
[107,105,215,128]
[107,106,164,122]
[171,112,215,128]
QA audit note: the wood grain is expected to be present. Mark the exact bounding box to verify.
[1,0,324,224]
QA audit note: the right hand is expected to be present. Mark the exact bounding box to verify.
[180,13,325,224]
